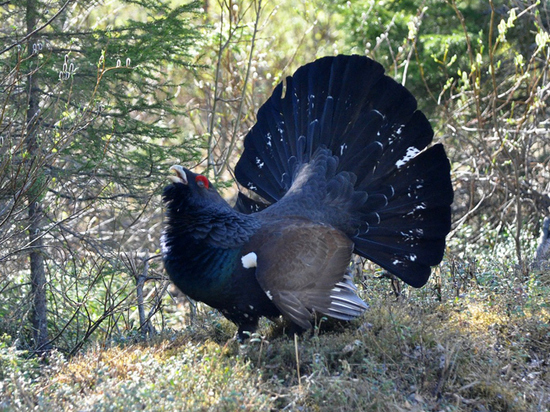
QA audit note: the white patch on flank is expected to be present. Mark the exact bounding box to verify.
[241,252,258,269]
[266,133,272,147]
[392,259,401,266]
[408,254,417,262]
[249,305,255,310]
[265,290,273,300]
[396,146,420,169]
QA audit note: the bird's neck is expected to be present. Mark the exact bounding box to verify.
[166,201,260,248]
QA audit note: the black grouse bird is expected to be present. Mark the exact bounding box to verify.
[162,55,453,339]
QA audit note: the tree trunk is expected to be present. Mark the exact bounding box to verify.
[26,0,50,351]
[28,202,49,350]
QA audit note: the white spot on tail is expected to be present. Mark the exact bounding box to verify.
[265,290,273,300]
[340,143,348,156]
[396,146,420,168]
[406,202,427,216]
[241,252,257,269]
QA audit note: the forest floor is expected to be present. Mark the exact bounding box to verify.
[1,269,549,411]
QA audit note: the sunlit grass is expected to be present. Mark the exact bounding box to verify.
[2,259,548,411]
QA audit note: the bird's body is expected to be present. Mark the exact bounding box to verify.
[162,55,453,338]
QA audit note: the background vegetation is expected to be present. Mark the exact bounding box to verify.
[1,0,549,410]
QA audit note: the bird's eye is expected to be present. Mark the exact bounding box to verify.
[195,175,209,189]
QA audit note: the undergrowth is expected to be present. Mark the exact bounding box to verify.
[1,254,549,411]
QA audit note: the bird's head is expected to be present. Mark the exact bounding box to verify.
[163,165,226,212]
[162,165,258,248]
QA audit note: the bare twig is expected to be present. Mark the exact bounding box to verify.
[216,0,263,177]
[0,0,75,56]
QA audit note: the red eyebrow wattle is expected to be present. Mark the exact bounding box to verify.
[195,175,209,188]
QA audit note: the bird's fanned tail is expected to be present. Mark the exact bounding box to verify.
[235,55,453,287]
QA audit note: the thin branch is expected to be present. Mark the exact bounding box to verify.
[218,0,263,177]
[0,0,74,56]
[48,188,146,202]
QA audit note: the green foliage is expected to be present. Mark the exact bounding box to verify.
[0,0,204,350]
[0,335,42,410]
[323,0,490,107]
[45,0,204,191]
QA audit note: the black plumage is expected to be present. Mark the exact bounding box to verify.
[161,55,453,339]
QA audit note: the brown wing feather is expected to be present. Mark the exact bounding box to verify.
[252,219,366,329]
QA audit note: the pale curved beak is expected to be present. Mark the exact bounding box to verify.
[168,165,188,184]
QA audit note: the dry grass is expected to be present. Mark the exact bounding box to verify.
[1,270,548,412]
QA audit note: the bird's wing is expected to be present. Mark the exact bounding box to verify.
[251,220,367,329]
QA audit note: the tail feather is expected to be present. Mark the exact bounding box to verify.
[312,272,368,320]
[365,144,453,214]
[234,55,453,287]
